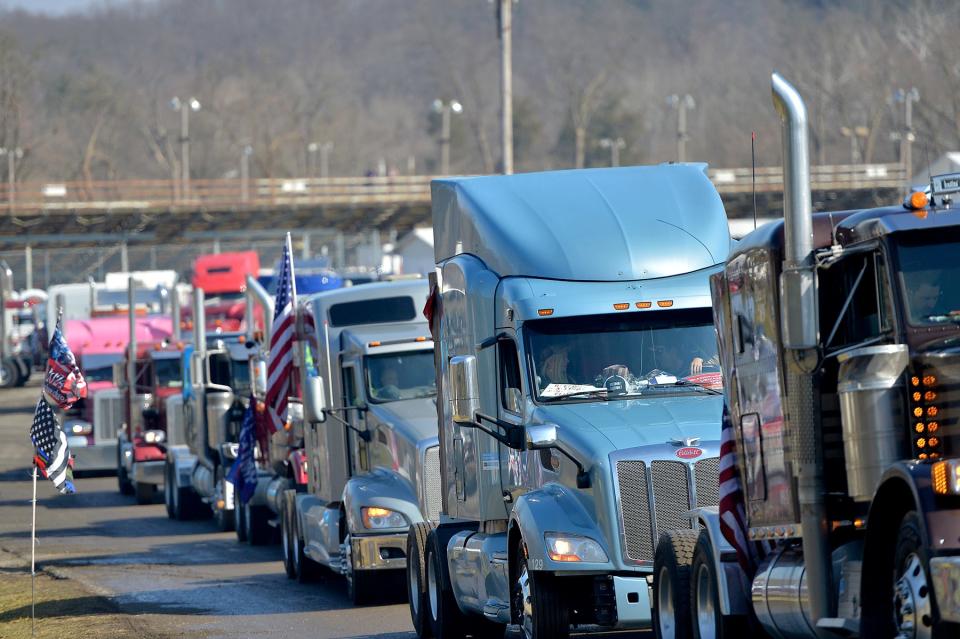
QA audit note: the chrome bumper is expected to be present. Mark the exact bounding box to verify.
[68,439,117,471]
[351,533,407,571]
[931,556,960,623]
[132,460,164,486]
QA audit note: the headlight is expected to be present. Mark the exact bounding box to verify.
[361,507,407,529]
[932,458,960,495]
[544,532,609,563]
[144,430,166,444]
[70,423,93,436]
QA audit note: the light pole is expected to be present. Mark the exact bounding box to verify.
[0,147,23,207]
[171,96,201,200]
[307,142,318,177]
[599,137,626,167]
[667,94,695,162]
[432,99,463,175]
[319,142,333,178]
[240,145,253,203]
[496,0,516,174]
[840,126,869,164]
[893,87,920,180]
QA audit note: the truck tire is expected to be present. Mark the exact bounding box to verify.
[134,480,156,505]
[294,504,323,583]
[690,530,745,639]
[425,533,467,639]
[346,562,377,606]
[512,542,567,639]
[14,358,29,387]
[163,458,176,519]
[891,511,958,639]
[407,521,437,637]
[244,502,272,546]
[281,489,297,578]
[234,497,248,542]
[213,467,234,532]
[653,530,697,639]
[117,445,134,496]
[0,358,17,388]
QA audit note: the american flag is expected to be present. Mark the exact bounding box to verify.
[31,396,76,494]
[227,397,258,505]
[718,403,771,573]
[265,236,296,433]
[44,321,87,410]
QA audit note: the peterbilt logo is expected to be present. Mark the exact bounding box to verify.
[676,447,703,460]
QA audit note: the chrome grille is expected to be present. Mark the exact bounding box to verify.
[94,390,124,443]
[694,457,720,507]
[422,445,442,521]
[617,455,721,563]
[617,461,652,561]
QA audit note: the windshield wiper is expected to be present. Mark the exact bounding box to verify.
[540,389,611,401]
[646,380,722,395]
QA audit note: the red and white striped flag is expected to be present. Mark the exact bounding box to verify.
[265,235,297,433]
[718,403,771,573]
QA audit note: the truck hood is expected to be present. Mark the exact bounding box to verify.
[530,395,722,458]
[366,397,438,444]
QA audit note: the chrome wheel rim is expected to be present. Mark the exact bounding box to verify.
[281,511,290,562]
[292,521,301,572]
[894,553,933,639]
[427,551,439,622]
[696,563,717,639]
[409,551,420,616]
[657,565,676,637]
[518,562,533,639]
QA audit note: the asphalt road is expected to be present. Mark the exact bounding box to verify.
[0,382,652,638]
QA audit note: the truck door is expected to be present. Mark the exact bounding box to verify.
[496,335,536,504]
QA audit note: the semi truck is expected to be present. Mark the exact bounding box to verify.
[191,251,261,333]
[651,73,960,639]
[163,288,256,530]
[293,279,437,603]
[406,165,731,638]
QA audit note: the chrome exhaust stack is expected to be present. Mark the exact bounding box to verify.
[769,72,833,632]
[245,274,274,345]
[193,287,206,357]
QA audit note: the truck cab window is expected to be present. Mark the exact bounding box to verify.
[342,365,357,407]
[497,338,522,413]
[821,250,892,351]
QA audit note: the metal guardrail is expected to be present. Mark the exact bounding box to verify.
[0,163,908,215]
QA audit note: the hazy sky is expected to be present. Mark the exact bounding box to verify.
[0,0,138,14]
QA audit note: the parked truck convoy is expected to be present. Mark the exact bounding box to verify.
[292,279,437,603]
[400,165,731,638]
[651,73,960,639]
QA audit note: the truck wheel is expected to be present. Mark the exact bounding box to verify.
[244,502,272,546]
[14,358,29,387]
[425,533,468,639]
[408,521,437,637]
[690,530,745,639]
[134,481,156,505]
[892,511,957,639]
[653,530,697,639]
[213,467,234,532]
[281,489,297,578]
[512,544,568,639]
[346,561,376,606]
[163,458,176,519]
[0,358,16,388]
[117,445,134,495]
[234,496,248,542]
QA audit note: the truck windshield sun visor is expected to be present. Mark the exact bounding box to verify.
[525,307,722,403]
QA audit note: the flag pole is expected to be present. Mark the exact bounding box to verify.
[31,462,37,638]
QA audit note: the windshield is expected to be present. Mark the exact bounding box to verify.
[525,308,722,402]
[154,357,182,388]
[84,366,114,383]
[365,350,436,403]
[895,230,960,326]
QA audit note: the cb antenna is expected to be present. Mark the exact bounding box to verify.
[751,131,758,230]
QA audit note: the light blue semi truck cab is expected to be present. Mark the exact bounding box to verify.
[408,165,732,638]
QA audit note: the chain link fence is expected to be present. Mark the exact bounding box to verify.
[0,228,389,291]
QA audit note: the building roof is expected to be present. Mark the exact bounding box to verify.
[431,164,731,281]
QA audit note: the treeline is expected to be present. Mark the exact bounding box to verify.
[0,0,956,182]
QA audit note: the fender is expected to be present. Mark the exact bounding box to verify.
[869,462,960,554]
[510,482,614,572]
[691,507,750,616]
[343,468,424,534]
[295,492,341,566]
[166,445,196,490]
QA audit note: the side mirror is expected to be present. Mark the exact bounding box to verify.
[252,359,267,396]
[304,375,327,424]
[449,355,479,424]
[526,423,558,450]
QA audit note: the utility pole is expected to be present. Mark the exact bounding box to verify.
[433,100,463,175]
[840,126,869,165]
[0,147,22,209]
[240,145,253,203]
[667,94,695,162]
[171,97,201,200]
[307,142,318,177]
[599,137,626,167]
[320,142,333,179]
[498,0,515,174]
[893,88,919,182]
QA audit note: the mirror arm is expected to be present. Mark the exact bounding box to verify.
[476,332,511,352]
[473,412,524,449]
[319,408,372,442]
[549,445,590,488]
